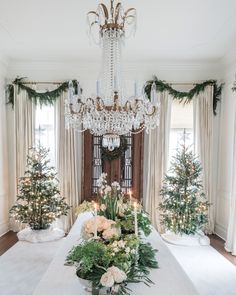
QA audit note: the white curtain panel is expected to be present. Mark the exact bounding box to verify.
[225,108,236,255]
[144,91,172,231]
[193,85,214,233]
[11,86,35,231]
[56,92,82,232]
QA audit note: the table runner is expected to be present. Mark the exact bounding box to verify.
[33,212,198,295]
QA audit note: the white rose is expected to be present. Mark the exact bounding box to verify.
[100,271,115,288]
[107,266,127,284]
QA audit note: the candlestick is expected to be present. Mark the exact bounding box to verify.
[94,203,98,239]
[134,202,138,237]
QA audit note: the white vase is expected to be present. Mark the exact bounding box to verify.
[78,277,92,292]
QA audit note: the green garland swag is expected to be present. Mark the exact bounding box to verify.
[101,136,128,161]
[144,76,223,115]
[7,77,80,107]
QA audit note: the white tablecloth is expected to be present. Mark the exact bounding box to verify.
[33,212,198,295]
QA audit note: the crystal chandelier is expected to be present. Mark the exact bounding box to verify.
[65,0,160,151]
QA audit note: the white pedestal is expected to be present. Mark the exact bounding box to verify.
[17,227,65,243]
[162,231,210,246]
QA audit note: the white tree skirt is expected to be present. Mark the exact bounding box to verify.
[161,231,210,246]
[17,227,65,243]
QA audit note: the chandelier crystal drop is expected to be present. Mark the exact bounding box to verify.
[65,0,160,151]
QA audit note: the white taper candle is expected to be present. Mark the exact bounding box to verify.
[134,202,138,237]
[94,203,98,239]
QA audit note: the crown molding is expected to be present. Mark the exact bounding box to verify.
[7,59,221,81]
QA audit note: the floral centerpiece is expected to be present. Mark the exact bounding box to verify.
[66,173,158,295]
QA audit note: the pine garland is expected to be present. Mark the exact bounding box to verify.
[144,76,223,115]
[7,77,80,107]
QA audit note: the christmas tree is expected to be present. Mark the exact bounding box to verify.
[10,146,70,230]
[159,144,210,235]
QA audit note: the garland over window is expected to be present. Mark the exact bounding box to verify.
[7,77,79,107]
[7,76,222,115]
[144,76,223,115]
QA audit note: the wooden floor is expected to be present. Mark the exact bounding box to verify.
[0,231,18,256]
[209,234,236,265]
[1,231,236,266]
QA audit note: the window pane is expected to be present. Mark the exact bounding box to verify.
[35,105,55,165]
[168,101,193,169]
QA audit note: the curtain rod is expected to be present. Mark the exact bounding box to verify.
[20,81,64,85]
[20,81,198,86]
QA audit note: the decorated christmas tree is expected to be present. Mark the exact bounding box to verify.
[160,144,210,235]
[10,146,70,230]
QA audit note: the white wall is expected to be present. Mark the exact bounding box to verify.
[0,57,9,236]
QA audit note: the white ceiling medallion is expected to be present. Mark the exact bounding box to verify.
[65,0,160,151]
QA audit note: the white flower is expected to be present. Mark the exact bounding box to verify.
[104,185,112,195]
[97,173,108,188]
[100,204,107,212]
[100,271,115,288]
[107,266,127,284]
[111,181,121,191]
[125,247,130,254]
[117,240,126,248]
[112,241,118,248]
[113,247,119,253]
[130,249,136,254]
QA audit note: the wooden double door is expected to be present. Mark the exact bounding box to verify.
[82,131,144,201]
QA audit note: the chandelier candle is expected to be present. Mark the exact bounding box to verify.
[65,0,160,151]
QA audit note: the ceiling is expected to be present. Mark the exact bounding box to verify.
[1,0,236,63]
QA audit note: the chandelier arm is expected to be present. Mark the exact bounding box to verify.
[130,126,146,135]
[145,106,157,117]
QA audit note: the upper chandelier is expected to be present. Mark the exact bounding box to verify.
[65,0,160,151]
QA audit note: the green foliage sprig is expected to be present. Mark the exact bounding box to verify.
[7,77,80,107]
[144,76,222,115]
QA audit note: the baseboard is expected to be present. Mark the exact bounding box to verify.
[0,221,9,237]
[215,223,227,241]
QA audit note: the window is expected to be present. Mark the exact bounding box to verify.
[168,101,194,167]
[35,105,56,165]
